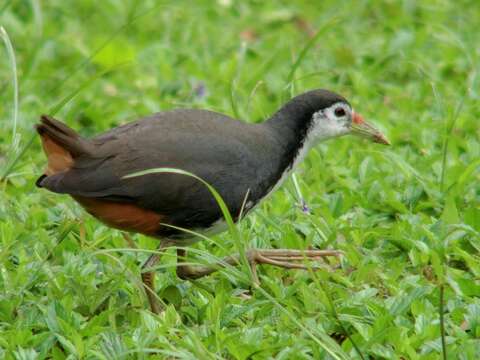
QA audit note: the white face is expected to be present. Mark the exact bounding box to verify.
[309,101,353,142]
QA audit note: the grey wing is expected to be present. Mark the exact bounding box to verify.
[41,112,265,227]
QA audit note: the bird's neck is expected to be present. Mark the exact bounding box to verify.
[248,102,317,205]
[264,100,316,174]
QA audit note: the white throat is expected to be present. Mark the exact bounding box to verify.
[263,106,351,202]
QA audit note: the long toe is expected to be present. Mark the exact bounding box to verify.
[251,248,342,270]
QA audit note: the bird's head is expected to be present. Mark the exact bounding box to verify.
[299,89,390,145]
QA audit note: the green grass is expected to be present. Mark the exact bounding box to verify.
[1,0,479,358]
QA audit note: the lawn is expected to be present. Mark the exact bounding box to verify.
[0,0,479,359]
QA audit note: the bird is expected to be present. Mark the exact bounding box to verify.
[35,89,389,313]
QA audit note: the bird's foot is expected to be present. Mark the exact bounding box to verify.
[243,248,342,284]
[176,248,342,284]
[247,248,341,268]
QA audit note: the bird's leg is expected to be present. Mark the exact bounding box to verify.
[141,242,168,314]
[122,233,162,313]
[122,233,138,249]
[176,248,341,281]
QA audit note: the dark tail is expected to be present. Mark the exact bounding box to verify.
[36,115,92,187]
[35,115,91,157]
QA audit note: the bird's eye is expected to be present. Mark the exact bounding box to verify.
[334,107,346,117]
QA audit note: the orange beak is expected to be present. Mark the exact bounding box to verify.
[351,112,390,145]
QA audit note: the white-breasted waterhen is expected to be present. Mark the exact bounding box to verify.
[36,89,389,313]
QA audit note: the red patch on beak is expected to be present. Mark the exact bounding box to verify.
[352,112,365,125]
